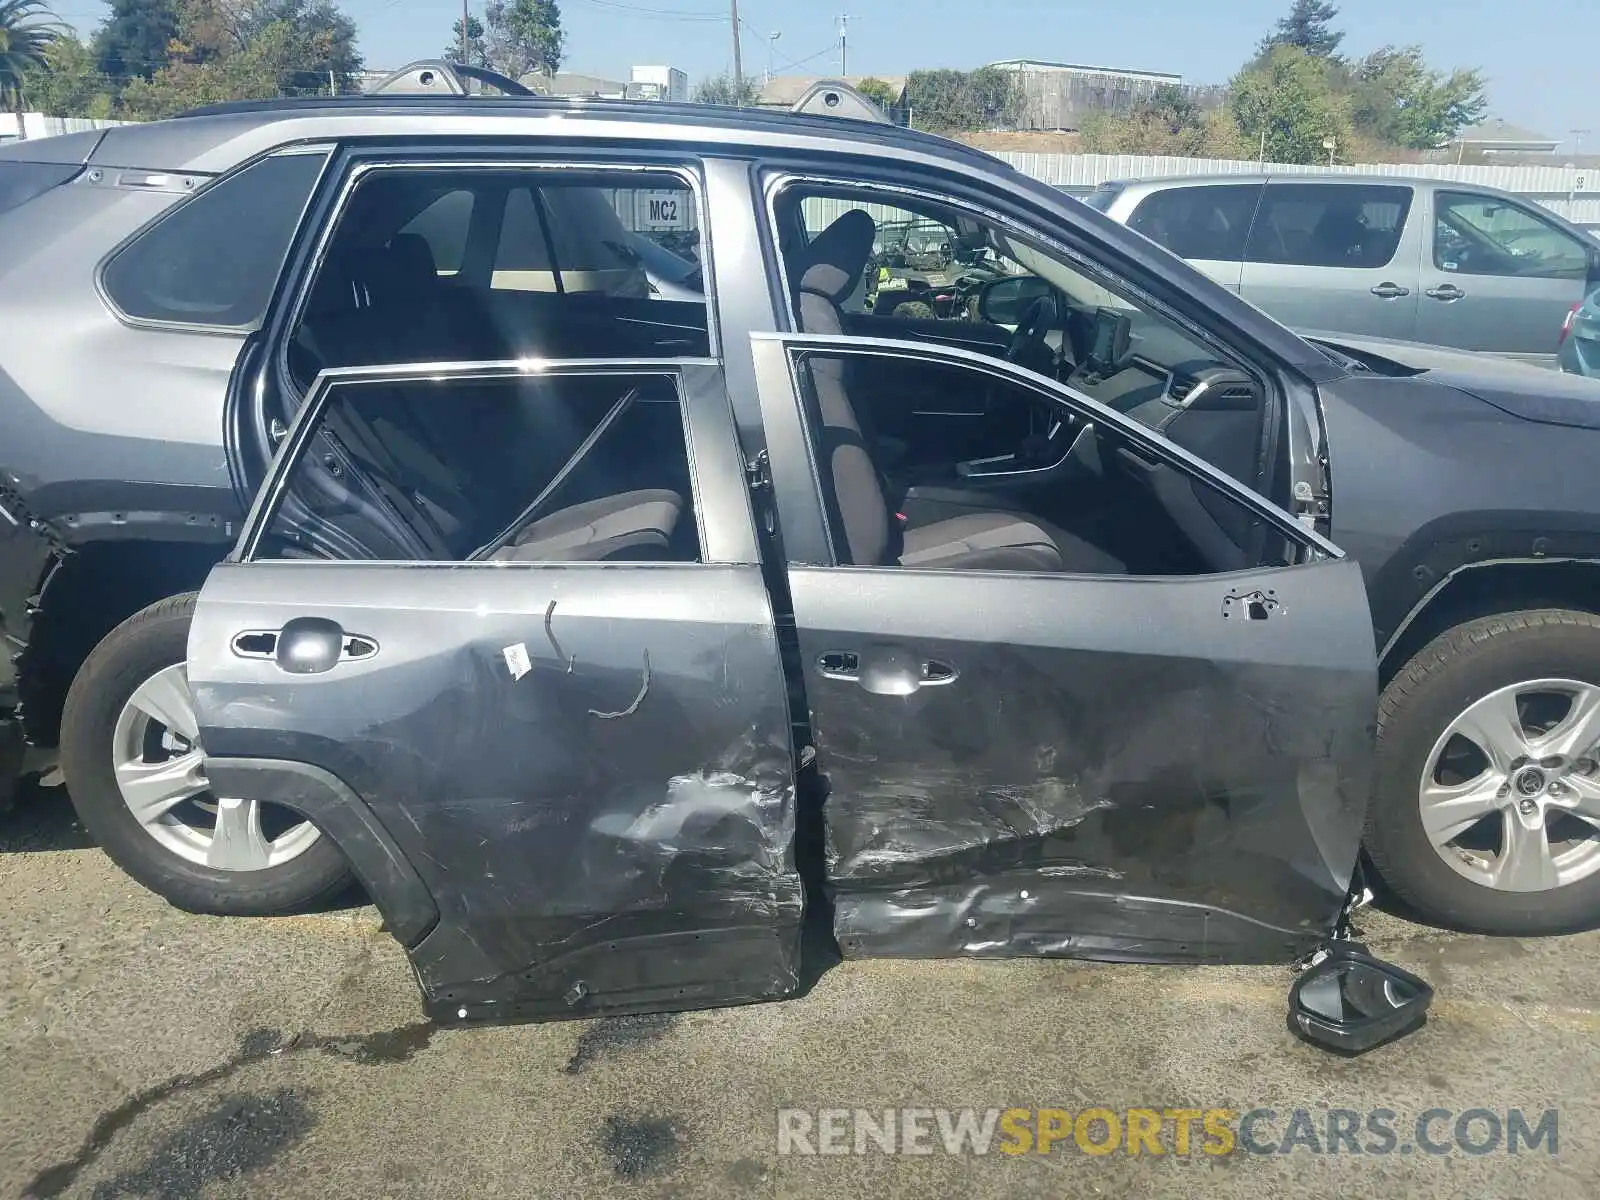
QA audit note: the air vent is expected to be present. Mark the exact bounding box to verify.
[1167,374,1202,404]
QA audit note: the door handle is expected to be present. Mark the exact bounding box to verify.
[1425,284,1466,302]
[1369,282,1411,299]
[818,647,958,695]
[231,618,378,674]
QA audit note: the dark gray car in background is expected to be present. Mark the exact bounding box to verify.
[3,92,1600,985]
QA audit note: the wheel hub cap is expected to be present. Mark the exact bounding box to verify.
[112,664,321,872]
[1419,678,1600,892]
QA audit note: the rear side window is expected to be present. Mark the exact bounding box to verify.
[0,161,80,216]
[102,150,329,329]
[1245,183,1413,269]
[1080,184,1125,214]
[1127,184,1263,262]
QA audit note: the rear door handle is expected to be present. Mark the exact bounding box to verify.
[231,617,378,674]
[1369,282,1411,299]
[1425,284,1466,302]
[818,647,958,695]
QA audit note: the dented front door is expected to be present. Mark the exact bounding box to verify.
[187,363,802,1023]
[752,335,1378,964]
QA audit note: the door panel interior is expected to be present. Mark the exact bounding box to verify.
[190,562,802,1023]
[792,560,1377,964]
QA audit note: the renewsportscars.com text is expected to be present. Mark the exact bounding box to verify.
[776,1106,1559,1158]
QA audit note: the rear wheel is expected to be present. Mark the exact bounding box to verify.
[60,594,351,915]
[1367,609,1600,934]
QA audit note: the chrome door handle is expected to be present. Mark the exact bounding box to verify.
[1425,284,1466,302]
[818,648,958,695]
[231,618,378,674]
[1369,282,1411,299]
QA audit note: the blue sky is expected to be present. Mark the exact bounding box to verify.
[47,0,1596,151]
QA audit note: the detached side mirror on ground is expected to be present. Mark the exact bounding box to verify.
[1289,941,1434,1055]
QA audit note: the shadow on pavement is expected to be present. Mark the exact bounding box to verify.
[0,776,95,853]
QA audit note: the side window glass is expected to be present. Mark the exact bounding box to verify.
[103,150,329,328]
[790,348,1274,578]
[396,189,474,275]
[1127,185,1261,261]
[1244,184,1413,268]
[1434,192,1591,280]
[255,371,699,564]
[290,167,708,386]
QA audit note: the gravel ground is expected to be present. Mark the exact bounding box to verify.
[3,781,1597,1199]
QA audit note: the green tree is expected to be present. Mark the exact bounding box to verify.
[20,34,115,117]
[855,75,898,110]
[95,0,180,81]
[235,0,361,93]
[1081,85,1248,158]
[1348,45,1487,149]
[445,13,487,68]
[2,0,65,122]
[691,72,757,106]
[115,0,362,117]
[1258,0,1343,60]
[1230,44,1350,163]
[902,67,1020,132]
[484,0,561,82]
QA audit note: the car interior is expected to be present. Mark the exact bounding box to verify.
[774,190,1284,576]
[258,373,700,564]
[287,170,712,390]
[262,169,1286,575]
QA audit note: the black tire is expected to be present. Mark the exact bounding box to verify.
[1367,609,1600,935]
[59,593,352,916]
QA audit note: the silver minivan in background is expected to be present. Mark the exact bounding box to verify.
[1084,175,1600,363]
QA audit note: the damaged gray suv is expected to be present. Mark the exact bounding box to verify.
[3,92,1600,1032]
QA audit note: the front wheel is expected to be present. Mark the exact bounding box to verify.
[59,593,352,915]
[1366,609,1600,935]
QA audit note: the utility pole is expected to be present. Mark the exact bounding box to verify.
[731,0,744,103]
[766,31,781,86]
[838,12,849,76]
[461,0,470,65]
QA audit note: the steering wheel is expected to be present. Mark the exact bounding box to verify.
[1005,295,1059,374]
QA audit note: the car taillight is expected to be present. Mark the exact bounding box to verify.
[1560,303,1582,345]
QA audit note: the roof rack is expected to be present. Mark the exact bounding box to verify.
[365,60,533,97]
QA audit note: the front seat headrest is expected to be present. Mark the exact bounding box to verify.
[799,210,877,304]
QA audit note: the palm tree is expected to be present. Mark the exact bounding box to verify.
[0,0,65,135]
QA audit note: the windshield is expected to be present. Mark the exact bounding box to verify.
[788,189,1236,430]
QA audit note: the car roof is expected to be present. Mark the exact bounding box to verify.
[1098,172,1518,196]
[66,96,1007,179]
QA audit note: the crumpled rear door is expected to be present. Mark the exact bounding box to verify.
[188,362,802,1023]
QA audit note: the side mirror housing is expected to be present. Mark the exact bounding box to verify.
[977,275,1051,326]
[1288,942,1433,1056]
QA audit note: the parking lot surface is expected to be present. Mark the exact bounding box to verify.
[4,782,1598,1200]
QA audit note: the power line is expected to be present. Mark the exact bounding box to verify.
[565,0,725,20]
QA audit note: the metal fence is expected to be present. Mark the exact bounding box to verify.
[0,113,128,142]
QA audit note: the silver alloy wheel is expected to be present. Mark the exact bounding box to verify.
[111,664,321,871]
[1419,678,1600,892]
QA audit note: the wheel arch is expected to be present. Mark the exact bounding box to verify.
[20,538,227,746]
[1379,557,1600,683]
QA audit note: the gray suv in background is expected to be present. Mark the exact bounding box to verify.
[1085,175,1600,364]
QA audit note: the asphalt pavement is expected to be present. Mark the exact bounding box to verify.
[3,779,1598,1199]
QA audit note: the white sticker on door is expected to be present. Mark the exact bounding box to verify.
[502,642,533,681]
